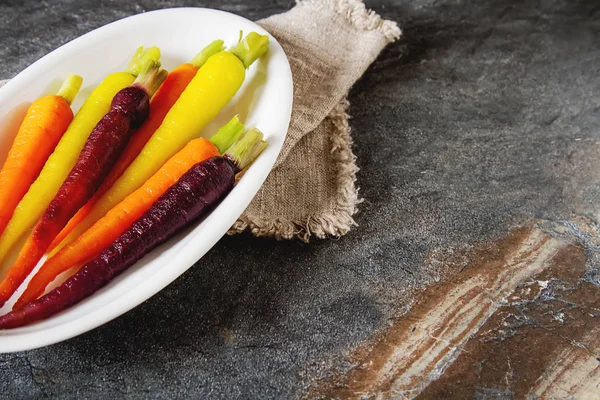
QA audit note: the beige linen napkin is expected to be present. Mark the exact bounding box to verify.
[0,0,400,242]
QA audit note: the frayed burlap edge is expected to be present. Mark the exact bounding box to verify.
[228,0,399,241]
[298,0,401,41]
[229,99,361,242]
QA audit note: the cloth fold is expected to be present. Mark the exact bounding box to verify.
[232,0,400,241]
[0,0,400,242]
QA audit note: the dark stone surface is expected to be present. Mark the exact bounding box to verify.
[0,0,599,398]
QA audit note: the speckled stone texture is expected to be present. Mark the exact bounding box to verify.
[0,0,599,399]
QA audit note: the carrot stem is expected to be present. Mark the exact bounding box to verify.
[56,74,83,106]
[132,60,168,97]
[208,115,245,154]
[229,32,269,69]
[126,46,161,76]
[224,128,267,172]
[190,40,225,67]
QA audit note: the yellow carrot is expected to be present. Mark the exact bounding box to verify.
[55,33,269,251]
[0,47,161,274]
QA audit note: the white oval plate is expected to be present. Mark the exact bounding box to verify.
[0,7,292,352]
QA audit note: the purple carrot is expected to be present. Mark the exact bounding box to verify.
[0,61,167,308]
[37,60,167,245]
[0,129,267,328]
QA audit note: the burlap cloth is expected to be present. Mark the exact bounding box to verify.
[0,0,400,242]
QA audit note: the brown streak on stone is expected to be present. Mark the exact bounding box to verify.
[309,227,539,398]
[418,243,591,399]
[374,284,486,391]
[308,226,598,400]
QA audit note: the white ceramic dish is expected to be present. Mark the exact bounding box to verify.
[0,7,292,352]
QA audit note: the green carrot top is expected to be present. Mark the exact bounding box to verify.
[229,32,270,69]
[132,60,168,97]
[209,115,245,154]
[56,74,83,106]
[126,46,162,77]
[190,40,226,67]
[224,127,268,172]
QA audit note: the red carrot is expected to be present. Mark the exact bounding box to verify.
[0,129,266,328]
[0,62,167,308]
[49,40,226,251]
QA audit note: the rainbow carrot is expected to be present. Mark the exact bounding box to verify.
[0,129,267,328]
[0,47,161,275]
[0,62,167,308]
[0,75,82,237]
[49,40,226,252]
[17,117,245,307]
[53,33,269,255]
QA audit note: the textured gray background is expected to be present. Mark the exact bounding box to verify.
[0,0,599,398]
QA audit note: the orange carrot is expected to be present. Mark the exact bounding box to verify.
[16,137,220,307]
[49,40,225,252]
[0,75,82,237]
